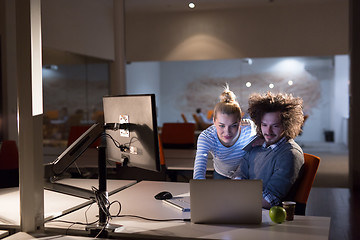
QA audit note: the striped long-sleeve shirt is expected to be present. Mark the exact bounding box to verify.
[193,120,257,179]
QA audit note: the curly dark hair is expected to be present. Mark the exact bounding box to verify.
[248,92,304,139]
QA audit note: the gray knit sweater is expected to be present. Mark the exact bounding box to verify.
[233,138,304,206]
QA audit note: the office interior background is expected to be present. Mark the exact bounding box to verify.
[0,2,351,167]
[2,0,360,238]
[28,0,348,148]
[0,0,352,178]
[42,56,349,146]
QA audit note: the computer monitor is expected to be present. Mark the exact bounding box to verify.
[102,94,161,173]
[45,94,161,233]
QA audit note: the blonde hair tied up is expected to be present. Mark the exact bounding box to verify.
[213,83,241,121]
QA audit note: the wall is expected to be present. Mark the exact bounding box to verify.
[41,0,115,61]
[1,0,116,140]
[126,1,348,61]
[126,62,161,123]
[126,56,349,144]
[42,64,109,116]
[0,0,350,143]
[42,63,109,142]
[333,55,349,145]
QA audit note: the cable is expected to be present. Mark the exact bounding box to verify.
[90,186,189,223]
[48,219,99,226]
[124,136,139,148]
[104,133,129,153]
[112,214,190,222]
[84,201,94,224]
[45,188,189,238]
[104,133,121,149]
[91,186,112,219]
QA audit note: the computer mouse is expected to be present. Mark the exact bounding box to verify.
[154,191,173,200]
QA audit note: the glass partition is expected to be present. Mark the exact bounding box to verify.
[42,63,109,149]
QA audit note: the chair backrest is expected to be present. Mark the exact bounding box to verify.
[207,110,214,120]
[192,114,212,130]
[286,153,320,215]
[181,114,188,123]
[294,153,320,204]
[45,110,59,120]
[161,123,196,149]
[158,133,166,166]
[192,114,201,130]
[67,125,101,148]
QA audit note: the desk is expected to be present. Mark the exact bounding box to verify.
[164,149,213,180]
[0,230,8,238]
[3,232,96,240]
[165,149,214,171]
[45,181,330,240]
[0,179,135,227]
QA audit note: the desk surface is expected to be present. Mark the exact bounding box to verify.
[0,230,9,238]
[45,181,330,240]
[4,232,96,240]
[164,149,214,171]
[0,179,135,227]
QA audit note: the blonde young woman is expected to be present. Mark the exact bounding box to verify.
[193,85,257,179]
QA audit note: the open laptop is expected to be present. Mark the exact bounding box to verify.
[189,179,263,224]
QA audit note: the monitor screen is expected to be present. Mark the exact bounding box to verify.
[102,94,160,172]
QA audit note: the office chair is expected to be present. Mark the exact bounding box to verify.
[206,110,214,120]
[67,125,101,148]
[286,153,320,215]
[158,133,166,166]
[181,113,188,123]
[45,110,59,120]
[192,114,201,130]
[161,122,196,149]
[192,114,211,131]
[158,132,191,182]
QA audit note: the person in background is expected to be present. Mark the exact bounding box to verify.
[232,92,304,209]
[193,85,257,179]
[196,108,213,125]
[59,107,69,122]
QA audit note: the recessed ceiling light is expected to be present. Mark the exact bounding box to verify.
[189,2,195,9]
[246,82,252,88]
[269,83,274,89]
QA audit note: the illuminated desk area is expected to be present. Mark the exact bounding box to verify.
[164,149,214,181]
[44,181,330,240]
[164,149,213,171]
[0,179,136,228]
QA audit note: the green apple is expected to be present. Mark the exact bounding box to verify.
[269,206,287,223]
